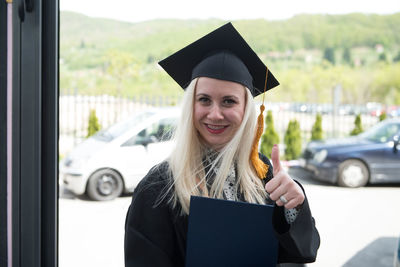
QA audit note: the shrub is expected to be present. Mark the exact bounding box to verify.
[311,113,323,141]
[350,114,363,136]
[87,109,101,137]
[379,111,387,121]
[260,110,280,157]
[284,119,302,160]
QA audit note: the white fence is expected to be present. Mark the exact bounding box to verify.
[59,94,381,156]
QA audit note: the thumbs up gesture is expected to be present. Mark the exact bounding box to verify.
[265,144,305,209]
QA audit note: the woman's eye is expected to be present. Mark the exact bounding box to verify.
[223,99,236,105]
[198,97,210,103]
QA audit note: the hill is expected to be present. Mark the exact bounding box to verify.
[60,12,400,104]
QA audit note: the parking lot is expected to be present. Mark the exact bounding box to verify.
[59,167,400,267]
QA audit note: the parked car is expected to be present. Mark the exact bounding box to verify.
[60,108,179,200]
[301,118,400,187]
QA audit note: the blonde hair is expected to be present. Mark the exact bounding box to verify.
[167,78,267,214]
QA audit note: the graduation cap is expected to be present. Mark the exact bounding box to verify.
[158,22,279,97]
[159,22,278,179]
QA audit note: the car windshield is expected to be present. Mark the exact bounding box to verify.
[93,111,156,142]
[359,121,400,143]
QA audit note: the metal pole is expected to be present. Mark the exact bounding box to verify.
[6,1,13,267]
[332,84,342,138]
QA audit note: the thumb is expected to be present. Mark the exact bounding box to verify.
[271,144,282,175]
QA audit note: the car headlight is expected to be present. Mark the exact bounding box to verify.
[313,149,328,163]
[64,157,86,170]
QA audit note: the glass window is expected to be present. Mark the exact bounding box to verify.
[94,111,155,142]
[147,118,176,142]
[361,122,400,143]
[121,117,176,146]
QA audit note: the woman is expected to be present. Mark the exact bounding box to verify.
[125,23,320,267]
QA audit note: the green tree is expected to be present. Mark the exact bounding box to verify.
[379,111,387,121]
[378,52,387,62]
[104,50,138,96]
[260,110,280,157]
[342,47,352,65]
[371,63,400,105]
[79,39,86,49]
[87,109,101,137]
[350,114,363,136]
[394,51,400,62]
[323,47,335,65]
[284,120,302,160]
[311,113,323,140]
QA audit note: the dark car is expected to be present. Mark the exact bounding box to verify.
[302,118,400,187]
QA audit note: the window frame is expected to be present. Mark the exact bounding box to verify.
[0,1,59,266]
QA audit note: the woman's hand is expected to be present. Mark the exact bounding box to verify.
[265,144,305,210]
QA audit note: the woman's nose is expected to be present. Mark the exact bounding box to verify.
[207,104,224,120]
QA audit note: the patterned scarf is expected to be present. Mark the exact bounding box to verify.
[203,149,299,224]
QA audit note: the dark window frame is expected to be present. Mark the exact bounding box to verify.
[1,1,59,266]
[0,1,8,265]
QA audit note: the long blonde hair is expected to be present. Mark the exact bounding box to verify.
[167,78,267,214]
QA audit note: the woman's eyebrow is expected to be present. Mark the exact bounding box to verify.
[223,95,240,100]
[196,93,210,97]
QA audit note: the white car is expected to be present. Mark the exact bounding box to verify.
[60,108,179,201]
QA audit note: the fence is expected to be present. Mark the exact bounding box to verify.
[59,93,380,157]
[59,94,180,156]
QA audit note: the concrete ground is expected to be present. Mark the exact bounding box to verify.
[59,167,400,267]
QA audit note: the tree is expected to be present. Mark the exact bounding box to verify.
[323,47,335,65]
[103,50,138,121]
[284,120,302,160]
[104,50,137,96]
[378,52,387,62]
[87,109,101,137]
[260,110,280,157]
[394,51,400,62]
[311,113,323,140]
[79,39,86,49]
[350,114,363,136]
[342,47,352,65]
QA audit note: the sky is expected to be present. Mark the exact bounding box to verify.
[60,0,400,23]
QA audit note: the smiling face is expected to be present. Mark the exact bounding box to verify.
[193,77,246,150]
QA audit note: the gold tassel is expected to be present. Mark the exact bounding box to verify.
[250,104,269,179]
[250,67,270,179]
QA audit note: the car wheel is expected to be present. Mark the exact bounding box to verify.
[338,159,369,188]
[86,169,123,201]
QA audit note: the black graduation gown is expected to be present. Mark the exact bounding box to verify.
[124,156,320,267]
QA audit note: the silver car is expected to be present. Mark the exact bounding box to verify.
[60,108,178,200]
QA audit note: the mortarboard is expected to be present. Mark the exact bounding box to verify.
[158,22,279,97]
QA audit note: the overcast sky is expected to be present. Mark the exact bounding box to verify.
[60,0,400,23]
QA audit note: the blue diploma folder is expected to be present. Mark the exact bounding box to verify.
[186,196,278,267]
